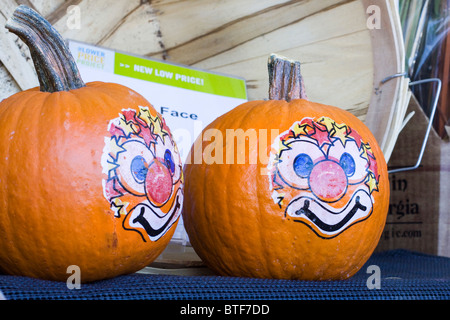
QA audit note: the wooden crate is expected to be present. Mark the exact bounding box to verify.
[1,0,421,270]
[0,0,407,151]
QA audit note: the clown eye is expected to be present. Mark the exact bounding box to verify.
[154,136,182,184]
[339,152,355,176]
[116,140,154,196]
[131,155,148,183]
[328,139,368,185]
[276,138,326,190]
[293,153,313,178]
[164,149,175,174]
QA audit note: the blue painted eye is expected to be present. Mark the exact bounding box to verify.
[293,153,314,178]
[340,152,355,176]
[131,155,148,183]
[164,149,175,174]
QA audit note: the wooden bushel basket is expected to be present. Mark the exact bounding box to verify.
[0,0,412,271]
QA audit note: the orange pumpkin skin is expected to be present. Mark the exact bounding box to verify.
[0,82,183,282]
[183,99,389,280]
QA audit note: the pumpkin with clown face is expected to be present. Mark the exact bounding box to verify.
[0,6,183,282]
[183,55,389,280]
[268,116,380,239]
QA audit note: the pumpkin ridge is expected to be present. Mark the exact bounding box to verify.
[213,120,233,275]
[226,102,259,276]
[32,94,57,277]
[253,101,278,278]
[258,100,291,278]
[1,92,45,276]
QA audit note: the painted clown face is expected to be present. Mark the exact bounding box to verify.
[101,106,183,242]
[267,116,380,239]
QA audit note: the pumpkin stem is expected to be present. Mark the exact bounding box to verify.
[268,53,307,101]
[5,5,85,93]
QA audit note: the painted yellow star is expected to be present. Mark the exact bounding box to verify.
[365,173,379,194]
[111,198,129,217]
[276,139,291,156]
[360,142,372,162]
[150,114,169,142]
[331,122,349,146]
[108,137,126,160]
[117,115,137,137]
[137,107,152,127]
[317,116,335,133]
[104,160,120,178]
[290,123,310,138]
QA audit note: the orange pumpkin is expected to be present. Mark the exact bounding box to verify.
[183,54,389,280]
[0,6,183,282]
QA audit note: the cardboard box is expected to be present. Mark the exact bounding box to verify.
[376,95,450,257]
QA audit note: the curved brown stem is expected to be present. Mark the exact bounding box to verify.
[5,5,85,93]
[268,53,308,101]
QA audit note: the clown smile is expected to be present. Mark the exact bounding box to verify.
[128,188,183,242]
[285,189,373,238]
[267,116,381,239]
